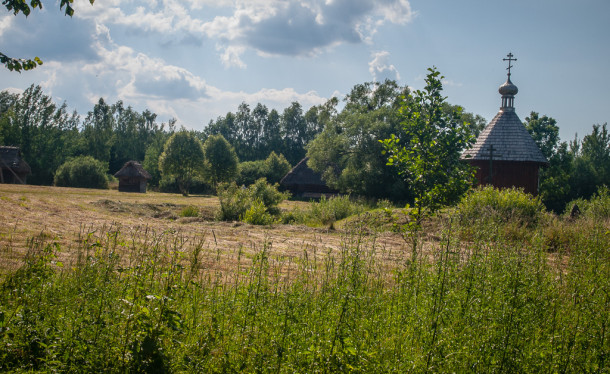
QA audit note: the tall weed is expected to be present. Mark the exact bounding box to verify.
[0,220,609,372]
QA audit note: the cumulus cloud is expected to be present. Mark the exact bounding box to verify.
[204,0,414,65]
[369,51,400,82]
[72,0,413,67]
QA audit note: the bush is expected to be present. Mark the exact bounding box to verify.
[457,186,546,228]
[179,205,200,218]
[282,195,369,226]
[216,183,252,221]
[237,160,265,186]
[565,185,610,220]
[217,179,288,222]
[54,156,109,189]
[241,199,276,225]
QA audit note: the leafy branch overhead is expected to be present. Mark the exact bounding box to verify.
[1,0,95,72]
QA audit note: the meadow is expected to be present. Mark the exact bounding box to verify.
[0,184,609,372]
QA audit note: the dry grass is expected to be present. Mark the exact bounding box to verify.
[0,184,409,277]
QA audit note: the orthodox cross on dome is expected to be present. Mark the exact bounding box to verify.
[503,52,517,79]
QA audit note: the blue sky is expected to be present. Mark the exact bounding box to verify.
[1,0,608,141]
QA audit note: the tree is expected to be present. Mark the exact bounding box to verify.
[307,80,410,200]
[54,155,108,189]
[263,151,291,184]
[202,134,239,187]
[380,67,475,233]
[0,84,81,184]
[525,112,560,160]
[2,0,95,72]
[159,131,205,196]
[281,102,307,165]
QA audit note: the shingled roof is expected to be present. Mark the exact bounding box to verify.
[114,161,151,179]
[280,157,326,187]
[461,108,548,164]
[461,54,547,166]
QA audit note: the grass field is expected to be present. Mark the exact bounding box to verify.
[1,184,609,372]
[0,184,408,277]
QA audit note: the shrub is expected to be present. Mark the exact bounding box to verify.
[249,178,289,215]
[241,199,276,225]
[54,156,109,189]
[217,179,288,222]
[179,205,199,218]
[565,185,610,220]
[457,186,545,228]
[216,183,252,221]
[237,160,265,186]
[283,195,368,226]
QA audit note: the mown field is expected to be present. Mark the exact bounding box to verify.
[0,184,609,372]
[0,184,408,276]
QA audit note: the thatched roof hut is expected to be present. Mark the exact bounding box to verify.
[114,161,151,193]
[461,54,547,195]
[0,146,31,184]
[280,157,338,198]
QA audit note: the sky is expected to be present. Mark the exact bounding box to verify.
[1,0,609,141]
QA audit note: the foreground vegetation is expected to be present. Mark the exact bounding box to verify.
[0,186,609,372]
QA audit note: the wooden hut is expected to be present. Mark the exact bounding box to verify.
[0,146,31,184]
[461,54,548,195]
[280,157,338,198]
[114,161,151,193]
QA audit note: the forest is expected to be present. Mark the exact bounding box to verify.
[0,81,608,213]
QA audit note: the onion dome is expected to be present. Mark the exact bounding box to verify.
[499,78,518,96]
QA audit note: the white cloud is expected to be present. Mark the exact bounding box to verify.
[369,51,400,82]
[0,15,13,37]
[72,0,413,67]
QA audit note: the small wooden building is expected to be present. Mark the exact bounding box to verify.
[114,161,151,193]
[280,157,338,198]
[0,146,31,184]
[461,54,548,195]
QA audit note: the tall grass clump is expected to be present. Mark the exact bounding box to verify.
[217,178,288,223]
[283,195,369,226]
[566,185,610,220]
[457,186,545,232]
[179,205,199,217]
[1,220,609,372]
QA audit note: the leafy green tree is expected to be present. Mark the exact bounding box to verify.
[81,98,115,165]
[0,85,81,184]
[263,151,291,184]
[261,109,282,159]
[539,141,575,213]
[380,68,475,231]
[54,155,108,189]
[159,131,205,196]
[281,102,308,165]
[202,134,239,187]
[307,80,410,200]
[2,0,95,71]
[525,112,560,160]
[143,118,175,187]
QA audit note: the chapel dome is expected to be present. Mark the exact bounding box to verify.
[499,78,518,96]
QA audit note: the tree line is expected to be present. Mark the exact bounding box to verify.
[1,82,608,213]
